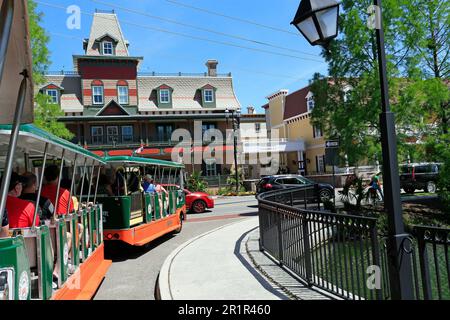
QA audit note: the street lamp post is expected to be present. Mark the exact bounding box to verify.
[291,0,414,299]
[225,108,241,193]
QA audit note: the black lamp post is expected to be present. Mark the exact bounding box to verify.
[225,108,241,193]
[291,0,414,300]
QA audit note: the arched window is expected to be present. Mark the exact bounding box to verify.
[117,80,129,105]
[92,80,104,105]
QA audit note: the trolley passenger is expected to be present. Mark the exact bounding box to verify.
[96,173,115,196]
[155,181,169,216]
[41,165,74,215]
[4,172,39,228]
[20,172,55,221]
[143,175,156,194]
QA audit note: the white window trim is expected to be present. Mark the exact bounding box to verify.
[46,89,58,104]
[160,89,171,104]
[91,126,104,145]
[92,86,104,105]
[103,41,113,56]
[107,126,119,144]
[204,89,214,103]
[314,125,323,139]
[118,86,129,105]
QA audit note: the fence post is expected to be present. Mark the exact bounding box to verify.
[277,206,284,266]
[302,217,313,286]
[369,223,383,300]
[416,229,433,300]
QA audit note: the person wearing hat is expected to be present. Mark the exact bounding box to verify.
[4,172,39,228]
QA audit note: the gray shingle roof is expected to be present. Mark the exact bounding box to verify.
[137,76,241,111]
[86,13,129,57]
[38,75,84,112]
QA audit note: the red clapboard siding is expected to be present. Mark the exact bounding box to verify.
[79,65,138,80]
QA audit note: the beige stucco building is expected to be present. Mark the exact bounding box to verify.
[264,86,327,176]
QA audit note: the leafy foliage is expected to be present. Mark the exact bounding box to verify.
[309,0,449,165]
[186,171,208,193]
[34,94,74,140]
[28,0,50,86]
[28,0,74,139]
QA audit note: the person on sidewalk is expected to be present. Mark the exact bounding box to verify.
[370,172,384,200]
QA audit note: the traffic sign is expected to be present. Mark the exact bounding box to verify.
[326,140,339,148]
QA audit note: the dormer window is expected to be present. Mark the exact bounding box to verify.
[46,89,59,104]
[103,41,113,55]
[204,89,214,103]
[155,85,173,108]
[160,89,171,103]
[200,85,217,108]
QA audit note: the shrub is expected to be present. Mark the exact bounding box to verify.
[186,171,208,192]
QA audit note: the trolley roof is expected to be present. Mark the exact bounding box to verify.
[0,0,34,125]
[104,156,184,169]
[0,124,105,166]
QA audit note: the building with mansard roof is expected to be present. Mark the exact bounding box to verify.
[40,11,266,178]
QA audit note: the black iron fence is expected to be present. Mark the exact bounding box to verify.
[257,187,450,300]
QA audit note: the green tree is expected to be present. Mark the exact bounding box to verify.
[28,0,50,86]
[28,0,73,139]
[34,94,74,140]
[309,0,449,164]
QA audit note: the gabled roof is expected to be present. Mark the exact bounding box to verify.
[95,33,119,43]
[86,13,129,56]
[36,75,83,113]
[41,82,64,91]
[96,100,130,116]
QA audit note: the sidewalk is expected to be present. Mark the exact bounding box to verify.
[158,217,332,300]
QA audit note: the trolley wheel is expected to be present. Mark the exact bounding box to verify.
[174,213,183,234]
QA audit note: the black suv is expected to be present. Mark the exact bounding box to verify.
[400,163,441,194]
[256,175,335,202]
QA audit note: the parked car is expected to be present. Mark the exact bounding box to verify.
[256,175,335,202]
[400,163,441,194]
[162,184,215,213]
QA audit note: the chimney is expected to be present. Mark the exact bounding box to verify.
[206,60,218,77]
[247,106,255,115]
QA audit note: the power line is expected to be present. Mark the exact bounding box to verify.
[89,0,319,58]
[36,1,324,63]
[164,0,299,36]
[47,31,323,80]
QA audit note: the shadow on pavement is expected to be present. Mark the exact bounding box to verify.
[104,233,177,262]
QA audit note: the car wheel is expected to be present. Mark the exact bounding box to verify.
[404,187,415,194]
[319,189,332,202]
[425,181,437,194]
[192,200,207,213]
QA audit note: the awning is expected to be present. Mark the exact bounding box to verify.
[0,0,34,125]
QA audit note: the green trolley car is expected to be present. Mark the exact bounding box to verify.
[98,156,186,246]
[0,0,111,300]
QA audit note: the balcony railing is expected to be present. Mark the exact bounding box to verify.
[46,71,232,77]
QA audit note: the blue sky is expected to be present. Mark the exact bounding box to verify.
[36,0,329,113]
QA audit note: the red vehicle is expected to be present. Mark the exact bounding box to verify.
[162,185,214,213]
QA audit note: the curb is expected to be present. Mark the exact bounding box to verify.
[157,219,253,300]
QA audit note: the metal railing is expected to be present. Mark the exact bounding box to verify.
[257,187,450,300]
[46,71,233,77]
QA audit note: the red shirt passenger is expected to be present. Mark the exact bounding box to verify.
[3,172,39,228]
[41,165,74,215]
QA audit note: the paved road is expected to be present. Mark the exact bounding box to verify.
[94,196,258,300]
